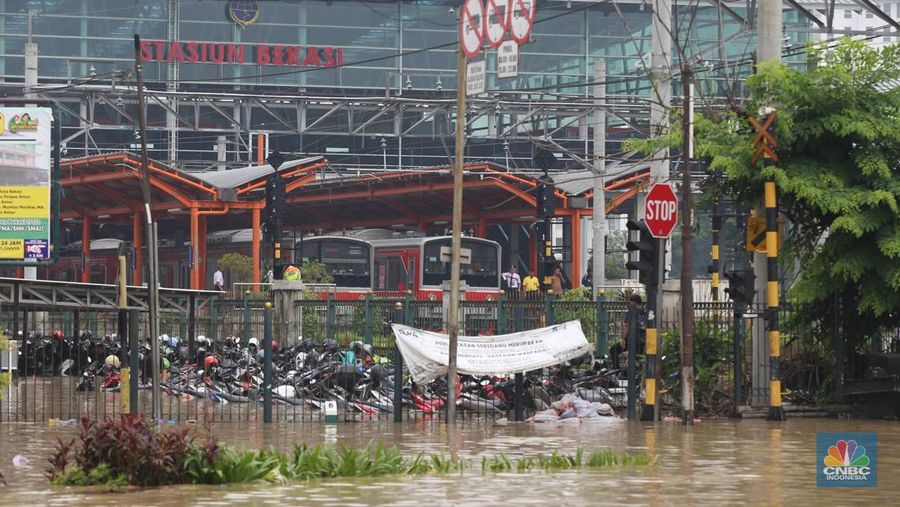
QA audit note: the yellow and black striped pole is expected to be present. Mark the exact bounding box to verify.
[765,179,785,421]
[710,198,721,302]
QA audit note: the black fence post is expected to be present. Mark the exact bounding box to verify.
[597,295,608,357]
[129,309,140,415]
[263,301,273,423]
[545,291,556,326]
[733,301,746,417]
[364,293,373,345]
[626,304,638,421]
[834,295,844,401]
[326,291,335,342]
[393,301,404,423]
[187,294,196,352]
[242,290,251,347]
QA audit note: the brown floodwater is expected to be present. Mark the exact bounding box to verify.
[0,418,896,505]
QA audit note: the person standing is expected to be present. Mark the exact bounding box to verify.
[550,267,565,295]
[213,268,225,292]
[522,269,540,300]
[609,294,646,370]
[501,265,521,298]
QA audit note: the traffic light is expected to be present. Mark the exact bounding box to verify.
[265,174,286,222]
[625,219,658,285]
[535,182,555,217]
[724,269,755,304]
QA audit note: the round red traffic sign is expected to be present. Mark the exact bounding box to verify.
[510,0,536,45]
[644,183,678,238]
[485,0,510,48]
[460,0,486,60]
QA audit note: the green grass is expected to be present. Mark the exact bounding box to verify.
[54,442,654,487]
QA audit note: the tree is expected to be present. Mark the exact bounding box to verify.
[695,40,900,345]
[301,261,333,284]
[217,253,254,284]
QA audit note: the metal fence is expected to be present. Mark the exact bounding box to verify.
[1,284,842,423]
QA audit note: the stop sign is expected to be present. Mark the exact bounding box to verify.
[644,183,678,238]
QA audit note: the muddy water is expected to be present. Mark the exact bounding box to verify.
[0,418,896,505]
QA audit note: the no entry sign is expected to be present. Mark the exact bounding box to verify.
[644,183,678,238]
[460,0,486,60]
[485,0,510,48]
[510,0,536,45]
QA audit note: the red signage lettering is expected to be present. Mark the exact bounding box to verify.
[140,40,344,68]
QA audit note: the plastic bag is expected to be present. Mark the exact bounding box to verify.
[559,407,577,419]
[529,409,561,423]
[591,402,615,416]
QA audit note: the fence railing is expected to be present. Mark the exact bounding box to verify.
[1,288,839,423]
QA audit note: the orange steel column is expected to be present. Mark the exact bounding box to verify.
[252,207,261,287]
[190,207,200,290]
[257,133,264,166]
[132,212,143,285]
[198,216,208,289]
[476,217,487,238]
[571,211,581,287]
[81,215,91,282]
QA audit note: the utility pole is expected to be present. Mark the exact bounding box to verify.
[133,34,161,420]
[680,64,695,424]
[592,60,607,296]
[447,41,467,425]
[649,0,672,186]
[753,0,782,409]
[24,10,38,281]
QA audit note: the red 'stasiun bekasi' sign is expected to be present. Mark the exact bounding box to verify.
[139,40,345,68]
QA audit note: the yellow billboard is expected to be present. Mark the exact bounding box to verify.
[0,107,52,260]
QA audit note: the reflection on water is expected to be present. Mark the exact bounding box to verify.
[0,418,896,505]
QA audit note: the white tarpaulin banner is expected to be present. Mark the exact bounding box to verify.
[392,320,592,384]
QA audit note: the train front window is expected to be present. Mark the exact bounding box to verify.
[422,240,498,288]
[301,240,370,288]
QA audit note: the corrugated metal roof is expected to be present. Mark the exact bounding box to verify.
[193,156,325,188]
[552,159,651,195]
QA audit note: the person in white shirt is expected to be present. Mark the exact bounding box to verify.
[502,265,521,298]
[213,269,225,291]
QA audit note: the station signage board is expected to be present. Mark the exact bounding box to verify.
[0,107,52,260]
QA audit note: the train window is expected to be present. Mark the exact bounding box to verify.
[422,240,498,288]
[302,240,371,288]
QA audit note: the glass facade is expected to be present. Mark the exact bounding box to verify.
[0,0,813,168]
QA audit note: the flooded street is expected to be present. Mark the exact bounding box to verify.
[0,418,896,505]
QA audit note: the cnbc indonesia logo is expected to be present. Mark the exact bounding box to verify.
[817,433,877,488]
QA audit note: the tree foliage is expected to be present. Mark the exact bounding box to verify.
[711,41,900,333]
[627,39,900,347]
[217,253,254,284]
[301,260,333,284]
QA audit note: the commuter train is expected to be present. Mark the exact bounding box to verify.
[299,234,502,300]
[21,229,502,300]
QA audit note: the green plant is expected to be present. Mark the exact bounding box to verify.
[301,260,334,284]
[47,415,195,487]
[217,252,255,284]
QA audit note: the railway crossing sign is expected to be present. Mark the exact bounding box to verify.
[644,183,678,239]
[750,112,778,164]
[510,0,536,45]
[460,0,486,60]
[485,0,510,48]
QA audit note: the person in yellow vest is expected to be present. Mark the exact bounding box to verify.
[522,269,541,300]
[283,264,301,281]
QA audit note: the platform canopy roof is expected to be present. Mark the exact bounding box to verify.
[58,152,648,228]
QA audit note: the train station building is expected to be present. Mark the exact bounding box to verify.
[0,0,850,290]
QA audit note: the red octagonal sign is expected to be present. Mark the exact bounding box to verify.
[645,183,678,238]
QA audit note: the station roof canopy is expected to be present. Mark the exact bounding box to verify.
[58,152,648,229]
